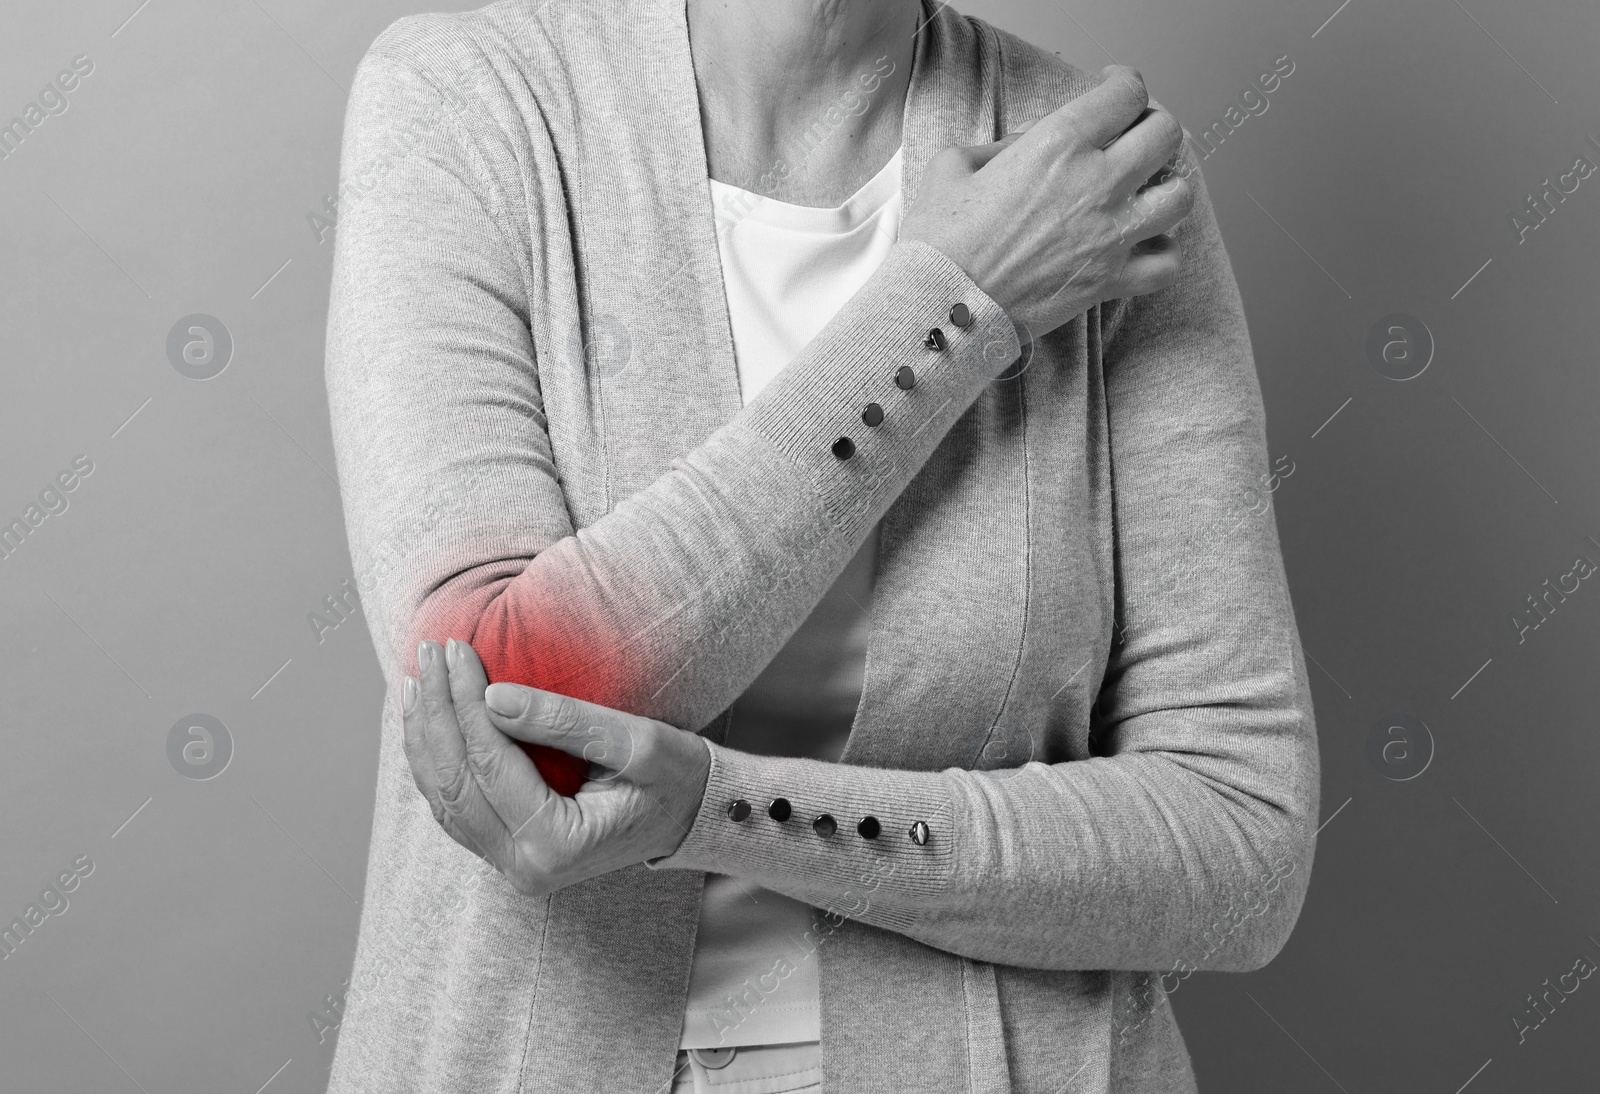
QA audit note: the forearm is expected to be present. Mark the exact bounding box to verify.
[647,714,1316,973]
[650,159,1321,975]
[325,52,1021,732]
[402,239,1019,731]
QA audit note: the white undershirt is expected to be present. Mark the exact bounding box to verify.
[679,146,904,1050]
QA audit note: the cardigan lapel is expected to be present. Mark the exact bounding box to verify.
[842,7,1030,775]
[535,6,1025,1093]
[579,0,1026,772]
[558,0,746,510]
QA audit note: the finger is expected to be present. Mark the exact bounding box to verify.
[416,639,511,859]
[444,638,562,834]
[483,683,644,784]
[963,129,1027,171]
[400,674,445,815]
[1118,233,1185,297]
[1113,170,1195,245]
[1034,64,1149,154]
[975,114,1042,163]
[1103,105,1186,196]
[930,119,1031,180]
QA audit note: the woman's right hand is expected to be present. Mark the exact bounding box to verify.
[899,65,1193,340]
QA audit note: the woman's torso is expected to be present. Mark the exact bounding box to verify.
[324,4,1190,1092]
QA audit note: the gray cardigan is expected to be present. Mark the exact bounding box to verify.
[322,1,1321,1091]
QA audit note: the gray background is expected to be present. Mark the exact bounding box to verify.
[2,0,1596,1090]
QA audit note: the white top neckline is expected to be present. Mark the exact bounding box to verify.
[708,145,903,235]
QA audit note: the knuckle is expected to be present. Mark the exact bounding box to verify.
[425,795,448,828]
[435,758,474,816]
[1155,110,1184,151]
[581,733,617,771]
[418,690,452,732]
[1052,108,1086,153]
[541,692,584,739]
[508,850,555,898]
[1097,215,1126,252]
[1154,179,1187,218]
[1176,181,1197,216]
[930,145,972,180]
[511,875,549,900]
[1149,176,1190,218]
[1114,66,1149,107]
[1175,126,1196,159]
[616,726,651,771]
[465,737,504,787]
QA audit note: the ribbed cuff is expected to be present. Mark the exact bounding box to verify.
[648,741,958,933]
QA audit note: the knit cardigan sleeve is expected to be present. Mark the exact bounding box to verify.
[326,60,1015,760]
[327,43,1318,976]
[650,162,1321,974]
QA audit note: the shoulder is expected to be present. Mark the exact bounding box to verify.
[966,16,1104,128]
[343,0,574,191]
[961,16,1233,342]
[353,0,555,102]
[360,10,485,81]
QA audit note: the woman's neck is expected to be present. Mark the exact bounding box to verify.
[686,0,919,206]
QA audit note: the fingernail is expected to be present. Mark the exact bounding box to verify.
[402,676,418,714]
[485,683,530,717]
[446,638,460,668]
[418,640,431,669]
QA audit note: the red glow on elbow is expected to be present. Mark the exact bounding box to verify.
[469,620,620,798]
[411,586,637,799]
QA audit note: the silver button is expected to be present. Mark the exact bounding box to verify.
[690,1046,737,1069]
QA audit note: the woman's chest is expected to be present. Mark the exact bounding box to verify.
[539,273,1119,769]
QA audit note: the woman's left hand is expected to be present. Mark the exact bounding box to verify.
[401,638,712,898]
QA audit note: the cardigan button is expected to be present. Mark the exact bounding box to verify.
[857,816,881,840]
[690,1047,736,1069]
[728,799,751,822]
[831,436,856,460]
[861,402,884,427]
[908,820,930,845]
[894,365,917,390]
[949,302,972,328]
[768,797,792,822]
[924,328,948,351]
[813,813,838,838]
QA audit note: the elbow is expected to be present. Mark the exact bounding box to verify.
[1216,820,1317,973]
[1218,709,1321,972]
[406,578,596,797]
[1233,897,1305,973]
[1161,793,1316,976]
[406,569,641,708]
[406,578,548,688]
[404,571,512,677]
